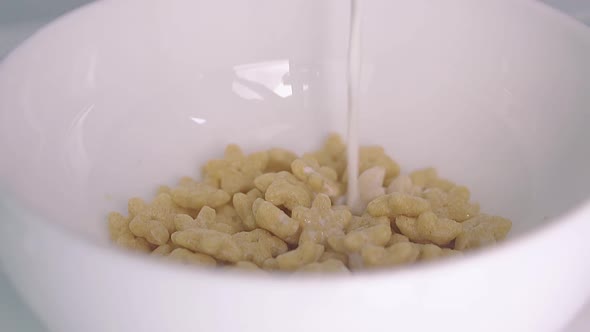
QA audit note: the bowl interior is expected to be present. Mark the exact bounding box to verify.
[1,0,590,245]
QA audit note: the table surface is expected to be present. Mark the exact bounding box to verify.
[1,1,590,331]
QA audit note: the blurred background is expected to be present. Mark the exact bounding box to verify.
[0,0,589,331]
[1,0,590,59]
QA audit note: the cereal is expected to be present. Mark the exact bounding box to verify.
[232,229,288,266]
[120,194,184,246]
[423,187,480,222]
[304,133,347,179]
[252,198,300,245]
[254,171,298,193]
[170,177,231,210]
[157,185,172,194]
[292,194,352,246]
[441,248,463,257]
[359,146,401,184]
[410,168,455,191]
[203,144,269,194]
[232,188,263,231]
[151,243,176,256]
[418,243,444,261]
[395,211,462,246]
[328,214,391,253]
[168,248,217,266]
[387,233,410,246]
[319,250,349,266]
[128,193,192,233]
[275,242,325,271]
[214,204,246,234]
[129,214,170,245]
[263,173,312,210]
[361,242,421,268]
[108,212,132,240]
[266,148,298,173]
[291,157,342,198]
[171,228,243,263]
[454,214,512,250]
[357,166,386,211]
[366,192,430,218]
[115,232,152,253]
[296,259,350,273]
[108,133,514,273]
[387,174,422,195]
[174,207,231,234]
[262,258,280,271]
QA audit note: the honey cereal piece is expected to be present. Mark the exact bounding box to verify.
[343,146,400,185]
[254,171,299,193]
[418,243,444,261]
[361,242,421,268]
[410,168,455,191]
[129,214,170,246]
[454,214,512,250]
[328,214,391,253]
[262,258,280,271]
[168,248,217,266]
[291,157,342,198]
[174,207,214,230]
[266,148,298,172]
[108,212,131,240]
[264,173,312,210]
[254,171,290,192]
[252,198,300,245]
[357,166,386,211]
[395,212,462,246]
[171,228,243,262]
[409,168,437,187]
[232,229,288,266]
[366,192,430,218]
[415,211,462,244]
[215,204,246,234]
[319,250,349,266]
[203,144,269,194]
[423,187,480,222]
[151,243,176,256]
[296,259,350,273]
[174,207,233,234]
[416,243,461,260]
[275,242,325,271]
[157,185,172,194]
[170,177,230,210]
[115,233,152,253]
[110,211,165,249]
[387,174,423,195]
[233,188,263,230]
[449,185,470,201]
[304,133,347,179]
[292,194,352,246]
[128,193,192,233]
[442,248,463,257]
[387,233,410,246]
[347,252,365,270]
[344,217,391,251]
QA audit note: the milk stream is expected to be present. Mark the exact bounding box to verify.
[346,0,362,212]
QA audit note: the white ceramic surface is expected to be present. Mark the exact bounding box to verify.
[1,0,590,331]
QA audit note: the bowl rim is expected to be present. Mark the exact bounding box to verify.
[1,0,590,282]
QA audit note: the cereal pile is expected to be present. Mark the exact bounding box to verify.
[108,134,512,273]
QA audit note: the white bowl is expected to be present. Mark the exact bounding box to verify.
[1,0,590,331]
